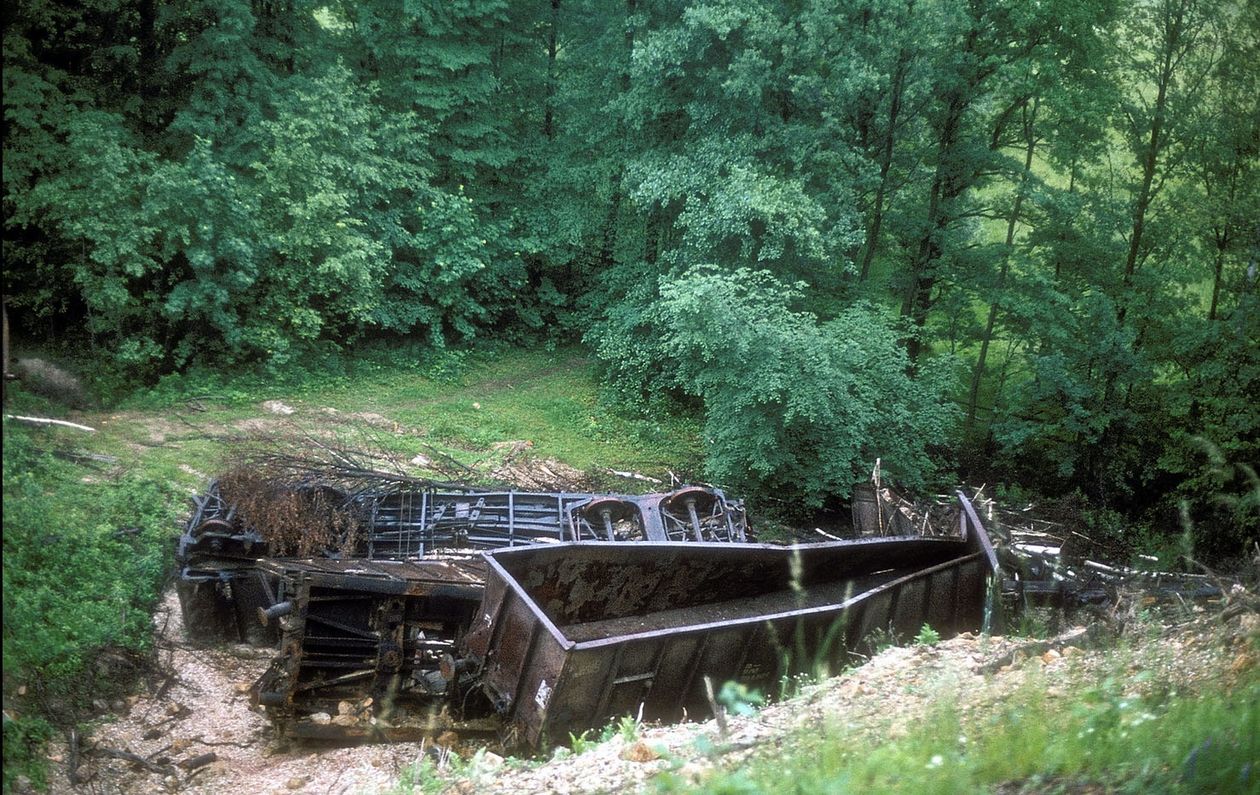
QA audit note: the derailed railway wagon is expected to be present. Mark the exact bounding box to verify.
[458,499,997,746]
[176,482,748,649]
[249,556,495,741]
[176,478,1000,746]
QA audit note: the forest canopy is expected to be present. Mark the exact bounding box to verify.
[3,0,1257,553]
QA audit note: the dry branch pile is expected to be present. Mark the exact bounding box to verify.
[216,468,361,558]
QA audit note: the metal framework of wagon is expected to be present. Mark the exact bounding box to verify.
[175,481,756,739]
[224,489,998,745]
[176,475,1225,746]
[175,482,748,646]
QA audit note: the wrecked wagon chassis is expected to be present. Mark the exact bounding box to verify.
[175,476,1009,746]
[174,476,1225,747]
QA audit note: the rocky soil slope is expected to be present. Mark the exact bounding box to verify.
[37,588,1257,795]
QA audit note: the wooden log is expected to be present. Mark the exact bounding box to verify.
[178,752,217,771]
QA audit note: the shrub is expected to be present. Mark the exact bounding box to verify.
[2,422,182,728]
[591,266,956,510]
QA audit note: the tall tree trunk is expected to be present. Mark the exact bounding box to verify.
[859,51,910,281]
[597,0,637,268]
[1100,0,1198,470]
[544,0,560,140]
[1209,241,1227,320]
[599,171,623,268]
[965,97,1040,438]
[901,89,968,362]
[138,0,158,134]
[1119,0,1187,322]
[644,204,662,265]
[1205,169,1240,321]
[2,299,9,407]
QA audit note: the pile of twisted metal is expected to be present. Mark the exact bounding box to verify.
[175,477,1220,748]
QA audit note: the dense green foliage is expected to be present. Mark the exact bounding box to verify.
[1,427,179,682]
[4,0,1257,546]
[591,266,954,504]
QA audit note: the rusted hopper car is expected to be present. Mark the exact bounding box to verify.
[175,477,1001,745]
[458,499,997,746]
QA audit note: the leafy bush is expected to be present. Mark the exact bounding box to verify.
[2,715,53,793]
[591,266,956,510]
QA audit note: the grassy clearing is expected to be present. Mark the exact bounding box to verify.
[88,343,704,482]
[6,343,704,489]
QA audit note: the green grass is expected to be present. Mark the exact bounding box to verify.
[83,343,705,483]
[3,343,704,499]
[2,422,185,793]
[658,656,1260,794]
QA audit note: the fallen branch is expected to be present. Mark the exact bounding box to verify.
[185,765,214,786]
[152,670,179,702]
[178,752,217,771]
[150,704,192,728]
[188,735,254,749]
[90,745,174,775]
[703,676,728,740]
[607,468,664,485]
[325,765,347,795]
[5,414,96,432]
[51,449,119,466]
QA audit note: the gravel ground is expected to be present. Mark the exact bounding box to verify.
[45,590,432,795]
[41,592,1257,795]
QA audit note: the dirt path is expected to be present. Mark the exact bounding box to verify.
[47,590,431,795]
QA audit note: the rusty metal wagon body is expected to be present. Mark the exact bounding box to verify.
[175,477,1005,745]
[459,505,997,746]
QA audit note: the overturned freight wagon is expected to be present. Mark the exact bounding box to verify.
[175,480,755,738]
[457,498,998,746]
[176,475,1000,745]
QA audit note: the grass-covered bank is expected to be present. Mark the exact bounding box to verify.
[2,426,183,792]
[412,612,1258,795]
[660,656,1258,794]
[12,342,704,485]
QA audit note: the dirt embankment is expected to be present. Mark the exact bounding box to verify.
[38,592,1257,795]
